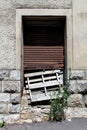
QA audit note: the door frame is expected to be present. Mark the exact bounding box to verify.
[16,9,72,91]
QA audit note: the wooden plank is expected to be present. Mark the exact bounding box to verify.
[29,80,63,90]
[31,94,50,102]
[25,75,57,83]
[42,75,48,95]
[24,70,61,77]
[26,85,59,92]
[25,85,29,90]
[25,70,63,103]
[27,78,32,99]
[31,91,58,102]
[25,78,42,83]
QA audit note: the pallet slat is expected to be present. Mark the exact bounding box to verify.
[24,70,61,77]
[24,70,63,103]
[25,75,57,83]
[30,91,59,102]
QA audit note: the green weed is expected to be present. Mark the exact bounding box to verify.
[0,121,6,128]
[49,69,71,121]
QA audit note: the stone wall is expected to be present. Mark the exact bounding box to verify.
[20,70,87,123]
[0,70,21,123]
[65,70,87,119]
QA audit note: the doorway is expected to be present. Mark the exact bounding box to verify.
[22,16,66,103]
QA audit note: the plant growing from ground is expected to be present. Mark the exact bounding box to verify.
[49,69,71,121]
[0,121,6,128]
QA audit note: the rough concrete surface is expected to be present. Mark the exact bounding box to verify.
[0,118,87,130]
[0,0,71,69]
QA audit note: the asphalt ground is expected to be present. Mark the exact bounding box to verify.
[0,118,87,130]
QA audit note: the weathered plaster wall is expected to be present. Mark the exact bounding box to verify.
[72,0,87,69]
[0,0,72,69]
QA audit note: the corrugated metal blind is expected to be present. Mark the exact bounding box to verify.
[24,26,64,70]
[24,46,64,70]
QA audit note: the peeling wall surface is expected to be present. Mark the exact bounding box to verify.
[1,0,87,123]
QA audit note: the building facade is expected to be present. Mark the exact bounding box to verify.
[0,0,87,123]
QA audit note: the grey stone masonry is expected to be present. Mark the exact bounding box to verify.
[10,70,20,80]
[2,81,20,93]
[0,69,21,117]
[65,70,87,119]
[9,104,20,114]
[0,114,20,123]
[84,95,87,107]
[0,103,8,114]
[68,80,77,93]
[67,94,84,107]
[85,71,87,79]
[0,70,21,81]
[0,81,2,92]
[0,93,10,102]
[0,70,9,80]
[70,70,85,80]
[11,93,20,104]
[65,107,87,119]
[77,80,87,94]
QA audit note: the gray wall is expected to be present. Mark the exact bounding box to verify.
[0,0,72,69]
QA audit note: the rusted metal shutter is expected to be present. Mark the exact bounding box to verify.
[24,46,64,70]
[24,26,64,70]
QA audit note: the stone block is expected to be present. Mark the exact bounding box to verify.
[0,70,9,80]
[64,107,74,119]
[10,70,20,80]
[0,81,2,92]
[9,104,20,113]
[2,81,20,93]
[33,117,42,123]
[0,93,10,102]
[71,70,84,80]
[68,80,77,93]
[11,93,20,104]
[41,109,50,114]
[67,94,84,107]
[0,104,8,114]
[85,71,87,79]
[4,114,20,124]
[21,119,33,123]
[0,115,4,122]
[84,95,87,107]
[73,108,87,118]
[65,107,87,119]
[77,80,87,94]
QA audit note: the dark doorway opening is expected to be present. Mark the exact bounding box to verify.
[22,16,66,104]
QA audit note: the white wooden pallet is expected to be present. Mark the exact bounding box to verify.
[24,70,63,103]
